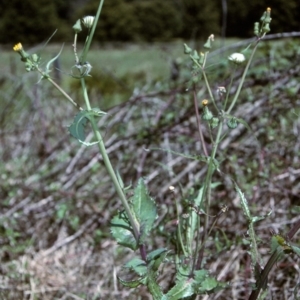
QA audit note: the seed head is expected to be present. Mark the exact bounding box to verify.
[82,16,95,29]
[228,53,246,64]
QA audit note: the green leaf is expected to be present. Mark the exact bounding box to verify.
[165,278,194,299]
[199,277,218,292]
[110,213,137,250]
[68,109,106,146]
[147,248,168,262]
[45,44,64,77]
[184,186,204,255]
[69,110,89,142]
[252,210,272,223]
[118,276,145,288]
[149,147,208,164]
[193,269,228,295]
[194,269,209,282]
[124,258,147,276]
[291,245,300,257]
[56,203,67,220]
[147,248,168,272]
[234,182,251,220]
[132,178,157,244]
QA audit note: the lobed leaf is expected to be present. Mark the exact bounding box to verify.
[132,178,157,244]
[110,213,137,250]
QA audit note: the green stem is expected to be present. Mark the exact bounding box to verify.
[194,122,223,271]
[190,53,218,112]
[80,78,140,241]
[226,40,260,114]
[80,0,104,63]
[37,67,83,111]
[202,70,218,112]
[75,0,142,244]
[47,76,83,110]
[223,65,237,110]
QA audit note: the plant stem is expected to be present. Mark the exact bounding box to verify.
[194,122,223,271]
[80,78,140,242]
[47,76,83,110]
[193,86,208,157]
[80,0,104,63]
[226,39,260,114]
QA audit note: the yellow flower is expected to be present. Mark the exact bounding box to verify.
[13,43,23,52]
[13,42,30,62]
[202,99,209,106]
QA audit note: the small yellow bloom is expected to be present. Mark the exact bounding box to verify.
[13,42,30,62]
[267,7,271,12]
[13,43,23,52]
[202,99,209,106]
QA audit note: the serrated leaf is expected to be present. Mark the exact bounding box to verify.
[132,178,157,244]
[234,182,251,220]
[110,213,137,250]
[124,258,147,276]
[147,248,168,272]
[194,269,209,282]
[193,270,228,294]
[147,248,168,262]
[198,277,218,292]
[165,278,194,299]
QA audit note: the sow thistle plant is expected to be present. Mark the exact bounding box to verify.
[13,3,300,299]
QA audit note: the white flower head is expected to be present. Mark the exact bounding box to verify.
[82,16,95,29]
[209,34,214,41]
[228,53,246,64]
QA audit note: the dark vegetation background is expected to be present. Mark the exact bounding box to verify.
[1,0,300,44]
[0,0,300,299]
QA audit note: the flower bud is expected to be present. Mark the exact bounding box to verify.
[204,34,214,50]
[210,117,219,128]
[264,7,272,23]
[227,117,238,129]
[198,52,205,65]
[191,50,200,61]
[73,19,82,33]
[262,23,271,33]
[202,107,213,121]
[202,99,209,106]
[183,43,192,54]
[31,53,40,63]
[254,22,259,36]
